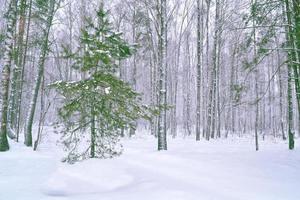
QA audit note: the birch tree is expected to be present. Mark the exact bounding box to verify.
[284,0,295,149]
[157,0,167,150]
[0,0,17,151]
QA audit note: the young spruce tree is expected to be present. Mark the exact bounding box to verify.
[52,9,153,163]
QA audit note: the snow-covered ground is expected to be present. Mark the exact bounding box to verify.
[1,133,300,200]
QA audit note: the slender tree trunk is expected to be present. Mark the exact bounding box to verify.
[130,6,137,137]
[184,31,192,136]
[251,0,259,151]
[275,36,287,140]
[287,67,295,150]
[278,67,286,141]
[205,0,211,140]
[216,0,224,138]
[229,40,238,137]
[196,0,203,141]
[90,108,96,158]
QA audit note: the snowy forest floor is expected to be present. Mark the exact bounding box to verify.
[1,130,300,200]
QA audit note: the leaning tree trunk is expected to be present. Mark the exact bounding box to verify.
[0,0,17,151]
[24,0,56,147]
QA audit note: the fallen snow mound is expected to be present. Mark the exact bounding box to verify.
[44,160,134,196]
